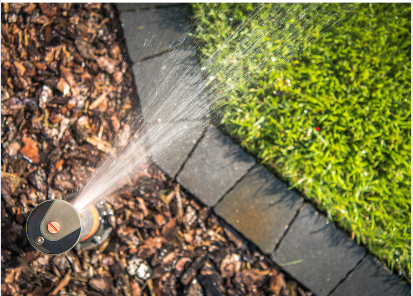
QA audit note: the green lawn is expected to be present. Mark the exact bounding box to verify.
[189,3,411,280]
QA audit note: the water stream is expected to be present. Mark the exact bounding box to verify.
[72,3,355,212]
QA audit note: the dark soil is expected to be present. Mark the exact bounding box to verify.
[1,4,311,296]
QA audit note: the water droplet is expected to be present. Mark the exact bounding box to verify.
[362,150,366,154]
[364,172,368,176]
[271,57,276,62]
[304,109,308,113]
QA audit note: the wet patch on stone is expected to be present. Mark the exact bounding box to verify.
[214,165,303,254]
[177,127,255,207]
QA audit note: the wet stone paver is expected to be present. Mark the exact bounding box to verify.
[177,127,256,207]
[120,5,190,62]
[330,255,411,296]
[271,204,366,296]
[132,47,207,124]
[214,165,303,254]
[143,121,207,178]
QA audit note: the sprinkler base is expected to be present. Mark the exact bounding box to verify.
[76,201,115,251]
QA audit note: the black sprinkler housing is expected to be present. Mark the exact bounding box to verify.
[26,199,114,255]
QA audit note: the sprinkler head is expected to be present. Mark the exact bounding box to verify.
[26,199,114,255]
[26,199,81,255]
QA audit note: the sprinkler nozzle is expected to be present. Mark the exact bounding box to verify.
[26,199,114,255]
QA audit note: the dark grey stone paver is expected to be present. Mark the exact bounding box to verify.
[143,121,207,178]
[330,255,410,296]
[271,204,366,296]
[132,46,208,124]
[214,165,303,254]
[177,127,255,207]
[120,6,190,62]
[117,3,177,11]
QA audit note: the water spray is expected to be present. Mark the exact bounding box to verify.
[26,198,114,255]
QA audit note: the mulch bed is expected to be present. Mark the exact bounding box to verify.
[1,4,311,296]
